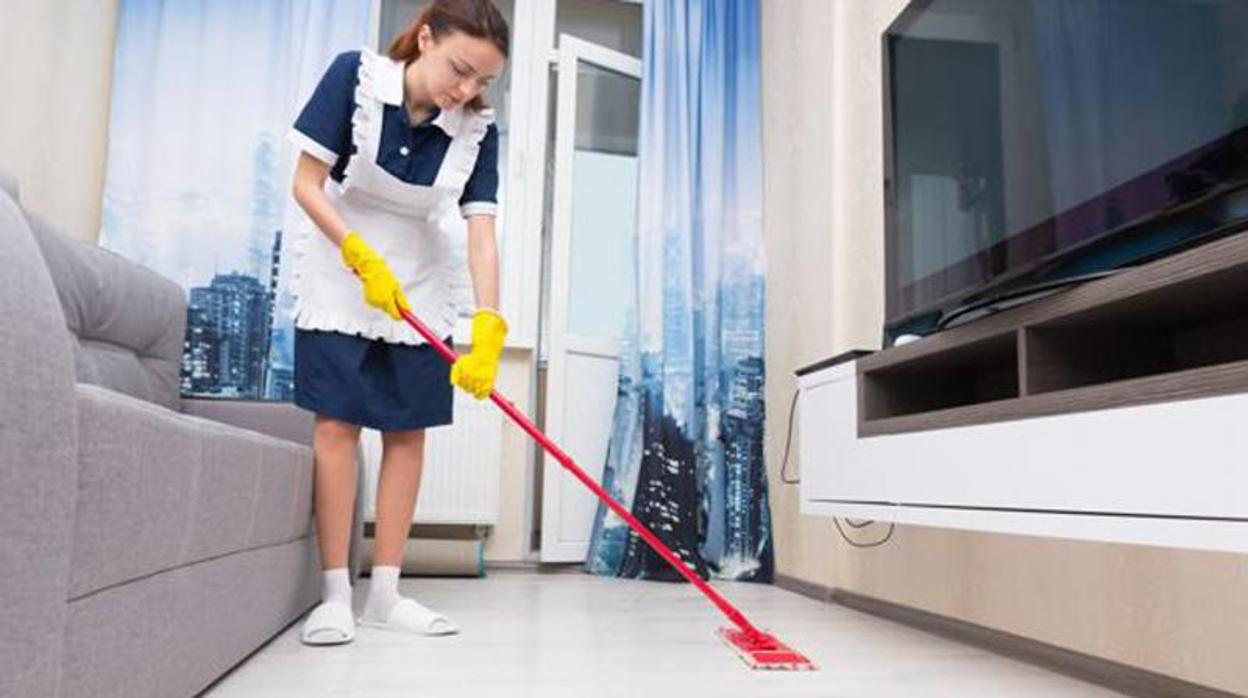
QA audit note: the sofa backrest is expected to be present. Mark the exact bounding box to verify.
[26,211,186,411]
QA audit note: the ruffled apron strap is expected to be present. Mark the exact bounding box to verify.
[342,47,405,190]
[433,107,495,192]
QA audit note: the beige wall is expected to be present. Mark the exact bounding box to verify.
[0,0,118,243]
[760,1,1248,695]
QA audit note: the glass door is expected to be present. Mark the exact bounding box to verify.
[539,34,641,561]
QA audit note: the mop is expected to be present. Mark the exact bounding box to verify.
[398,306,816,671]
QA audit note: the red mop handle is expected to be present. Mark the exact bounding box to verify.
[399,307,763,638]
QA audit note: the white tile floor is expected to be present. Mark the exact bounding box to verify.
[206,568,1126,698]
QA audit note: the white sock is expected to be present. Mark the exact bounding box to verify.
[322,567,352,606]
[364,565,403,620]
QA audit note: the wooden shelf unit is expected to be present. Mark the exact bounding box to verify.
[859,230,1248,437]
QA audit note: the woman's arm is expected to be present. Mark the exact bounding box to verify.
[292,152,351,246]
[452,214,507,398]
[292,152,409,318]
[465,214,500,311]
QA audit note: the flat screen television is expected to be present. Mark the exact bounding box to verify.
[883,0,1248,341]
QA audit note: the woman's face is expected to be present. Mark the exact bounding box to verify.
[416,25,506,110]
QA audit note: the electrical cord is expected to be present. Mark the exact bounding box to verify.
[779,387,802,484]
[834,518,896,548]
[777,382,896,548]
[935,269,1120,331]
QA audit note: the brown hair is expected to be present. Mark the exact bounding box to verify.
[388,0,510,112]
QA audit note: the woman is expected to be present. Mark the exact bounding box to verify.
[287,0,509,645]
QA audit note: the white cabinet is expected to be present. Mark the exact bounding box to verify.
[797,359,1248,553]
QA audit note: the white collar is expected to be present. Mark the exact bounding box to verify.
[430,106,464,136]
[376,53,464,137]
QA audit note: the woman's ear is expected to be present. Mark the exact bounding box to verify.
[416,23,434,55]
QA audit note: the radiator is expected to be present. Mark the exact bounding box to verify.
[359,396,503,525]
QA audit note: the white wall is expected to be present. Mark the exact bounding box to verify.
[761,1,1248,695]
[0,0,118,243]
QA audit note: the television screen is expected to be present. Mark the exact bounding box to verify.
[884,0,1248,338]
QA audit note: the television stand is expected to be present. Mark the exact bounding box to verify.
[797,227,1248,552]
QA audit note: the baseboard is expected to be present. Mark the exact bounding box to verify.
[485,560,583,574]
[361,522,485,539]
[774,574,1237,698]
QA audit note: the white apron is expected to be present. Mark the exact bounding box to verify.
[291,47,493,345]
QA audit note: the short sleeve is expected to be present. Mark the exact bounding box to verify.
[459,123,500,217]
[289,51,360,166]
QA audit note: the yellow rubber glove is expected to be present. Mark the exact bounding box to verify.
[450,308,508,399]
[340,231,411,320]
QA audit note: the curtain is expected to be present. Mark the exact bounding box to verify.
[585,0,772,583]
[99,0,370,400]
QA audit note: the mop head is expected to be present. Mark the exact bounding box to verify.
[716,627,817,671]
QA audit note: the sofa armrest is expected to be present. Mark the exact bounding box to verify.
[0,184,77,698]
[180,399,367,580]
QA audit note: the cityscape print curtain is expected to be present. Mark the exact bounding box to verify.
[98,0,370,400]
[585,0,772,583]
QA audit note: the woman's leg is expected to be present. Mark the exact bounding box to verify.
[301,415,362,645]
[372,429,426,566]
[363,428,460,633]
[312,416,362,569]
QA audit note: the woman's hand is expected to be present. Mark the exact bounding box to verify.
[450,308,508,399]
[340,232,411,320]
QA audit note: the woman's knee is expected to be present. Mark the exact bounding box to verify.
[314,416,361,447]
[381,429,424,450]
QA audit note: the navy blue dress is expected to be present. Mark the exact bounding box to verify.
[294,329,456,430]
[290,50,500,431]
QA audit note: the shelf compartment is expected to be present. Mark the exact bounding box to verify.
[861,359,1248,436]
[1024,265,1248,395]
[860,332,1019,421]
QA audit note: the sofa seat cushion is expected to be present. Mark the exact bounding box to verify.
[70,384,314,599]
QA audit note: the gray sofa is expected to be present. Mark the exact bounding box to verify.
[0,176,362,697]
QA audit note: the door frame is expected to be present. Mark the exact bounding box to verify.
[539,34,642,561]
